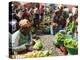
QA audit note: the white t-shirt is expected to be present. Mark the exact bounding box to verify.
[34,8,39,14]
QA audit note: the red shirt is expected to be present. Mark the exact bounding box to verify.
[39,5,44,14]
[22,12,30,19]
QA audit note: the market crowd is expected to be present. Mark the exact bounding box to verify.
[9,2,78,57]
[9,2,45,34]
[9,2,78,35]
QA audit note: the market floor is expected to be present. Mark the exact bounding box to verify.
[38,35,64,56]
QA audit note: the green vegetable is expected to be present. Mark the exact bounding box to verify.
[24,50,52,58]
[33,39,43,50]
[66,21,75,32]
[64,38,78,55]
[55,32,64,40]
[64,38,78,48]
[55,32,66,45]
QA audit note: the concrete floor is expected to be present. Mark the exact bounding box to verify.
[38,35,64,56]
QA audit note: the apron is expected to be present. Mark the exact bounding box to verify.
[19,32,30,46]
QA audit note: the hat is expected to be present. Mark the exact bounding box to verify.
[19,19,31,28]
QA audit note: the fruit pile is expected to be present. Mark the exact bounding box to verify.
[24,50,52,58]
[12,50,52,58]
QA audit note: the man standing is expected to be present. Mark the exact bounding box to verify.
[33,5,40,29]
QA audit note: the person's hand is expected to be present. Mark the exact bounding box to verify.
[30,40,35,46]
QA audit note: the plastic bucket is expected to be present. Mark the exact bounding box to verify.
[66,47,78,55]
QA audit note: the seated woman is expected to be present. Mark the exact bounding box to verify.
[12,19,32,54]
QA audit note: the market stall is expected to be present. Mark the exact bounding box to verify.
[9,2,78,59]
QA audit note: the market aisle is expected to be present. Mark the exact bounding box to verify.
[39,35,64,56]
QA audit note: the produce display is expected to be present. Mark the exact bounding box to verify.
[55,32,66,45]
[64,38,78,48]
[54,29,78,55]
[12,50,52,58]
[64,38,78,54]
[25,50,52,58]
[10,2,78,58]
[55,32,65,41]
[33,39,43,50]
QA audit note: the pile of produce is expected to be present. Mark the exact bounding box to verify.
[64,38,78,54]
[24,50,52,58]
[64,38,78,48]
[54,29,78,55]
[12,50,52,58]
[33,39,43,50]
[55,32,66,45]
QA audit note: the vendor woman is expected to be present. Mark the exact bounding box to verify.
[12,19,32,54]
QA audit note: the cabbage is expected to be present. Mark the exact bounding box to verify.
[64,38,78,48]
[55,32,65,41]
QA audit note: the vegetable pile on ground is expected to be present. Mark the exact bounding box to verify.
[12,50,52,58]
[33,39,43,50]
[24,50,52,58]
